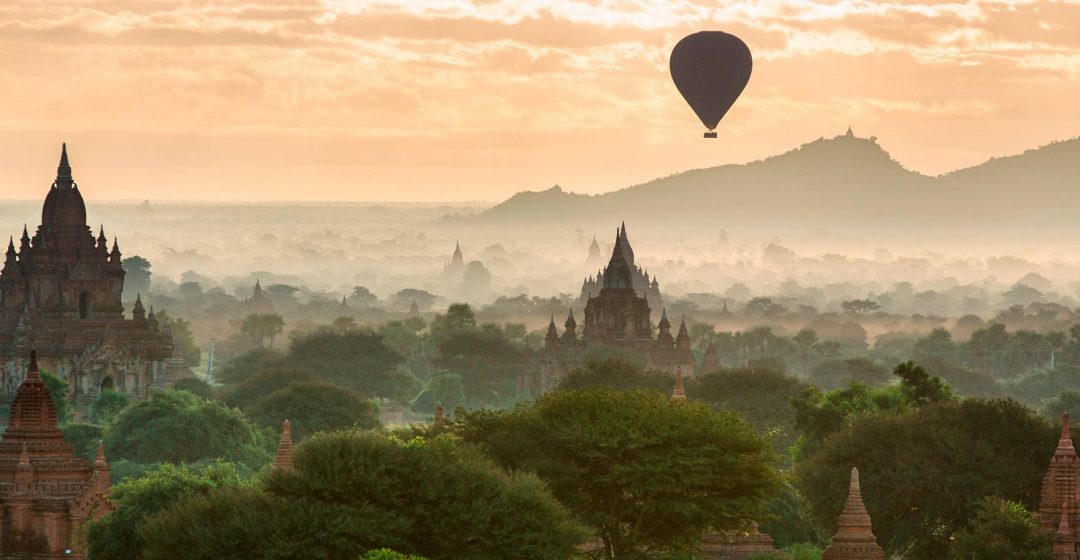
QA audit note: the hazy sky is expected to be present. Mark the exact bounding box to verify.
[1,0,1078,202]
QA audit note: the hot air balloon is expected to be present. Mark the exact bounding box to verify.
[670,31,753,138]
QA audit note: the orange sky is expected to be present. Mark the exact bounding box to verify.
[0,0,1078,202]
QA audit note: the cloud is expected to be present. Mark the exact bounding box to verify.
[0,0,1077,200]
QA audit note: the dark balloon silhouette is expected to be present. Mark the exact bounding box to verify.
[670,32,753,138]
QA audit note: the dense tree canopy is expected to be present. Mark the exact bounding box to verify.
[286,328,403,397]
[137,432,586,560]
[795,398,1057,559]
[455,388,779,558]
[88,461,244,560]
[104,390,272,468]
[245,380,379,440]
[947,498,1051,560]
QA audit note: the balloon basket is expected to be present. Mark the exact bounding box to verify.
[704,131,717,139]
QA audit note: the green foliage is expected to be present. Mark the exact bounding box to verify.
[919,357,1002,398]
[242,312,286,348]
[795,399,1057,559]
[61,423,103,461]
[689,366,807,455]
[40,370,71,425]
[1042,390,1080,421]
[105,389,272,468]
[895,360,956,406]
[223,366,315,408]
[138,432,586,560]
[556,358,673,394]
[783,543,823,560]
[429,303,476,343]
[432,330,526,404]
[155,309,202,366]
[171,377,214,400]
[87,461,245,560]
[89,389,130,425]
[121,255,152,297]
[808,357,890,390]
[218,347,286,384]
[455,388,779,558]
[360,550,428,560]
[286,328,404,397]
[948,498,1051,560]
[412,373,466,414]
[245,380,380,440]
[791,383,911,459]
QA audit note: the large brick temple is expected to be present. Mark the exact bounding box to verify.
[0,351,113,558]
[538,224,696,390]
[0,145,186,403]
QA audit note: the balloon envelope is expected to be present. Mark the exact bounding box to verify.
[669,31,753,132]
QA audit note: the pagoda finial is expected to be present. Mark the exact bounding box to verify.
[672,367,686,400]
[94,441,108,469]
[822,467,885,559]
[1058,412,1075,455]
[273,419,294,472]
[55,142,74,188]
[434,402,445,430]
[20,225,29,244]
[546,315,558,337]
[26,350,40,382]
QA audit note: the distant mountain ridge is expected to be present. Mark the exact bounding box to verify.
[475,131,1080,234]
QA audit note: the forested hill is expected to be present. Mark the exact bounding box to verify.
[473,133,1080,234]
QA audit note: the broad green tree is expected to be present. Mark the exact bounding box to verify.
[455,388,778,558]
[795,399,1057,559]
[105,390,272,468]
[947,498,1051,560]
[89,389,130,425]
[246,380,379,440]
[137,432,586,560]
[87,461,244,560]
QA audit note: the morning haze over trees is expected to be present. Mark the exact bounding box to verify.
[3,0,1080,559]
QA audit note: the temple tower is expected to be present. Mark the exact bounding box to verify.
[822,468,886,560]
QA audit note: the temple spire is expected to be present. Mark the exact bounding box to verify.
[822,467,885,559]
[672,367,686,400]
[1058,412,1075,455]
[26,349,40,382]
[434,403,445,430]
[273,420,294,472]
[55,143,74,189]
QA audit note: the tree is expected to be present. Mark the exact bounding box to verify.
[795,398,1057,559]
[555,358,673,394]
[455,389,778,558]
[224,366,315,409]
[121,256,152,297]
[412,373,466,414]
[840,299,880,315]
[286,329,403,397]
[395,289,437,310]
[351,286,379,306]
[87,461,244,560]
[246,380,379,440]
[793,329,819,374]
[432,329,526,404]
[62,423,103,460]
[241,313,285,348]
[894,361,955,406]
[808,357,890,390]
[689,367,807,455]
[105,390,272,468]
[1041,390,1080,421]
[947,498,1051,560]
[171,377,215,400]
[217,347,286,384]
[137,432,586,560]
[429,303,476,342]
[155,309,201,366]
[89,389,130,425]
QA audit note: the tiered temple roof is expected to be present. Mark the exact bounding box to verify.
[822,468,885,560]
[0,351,112,558]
